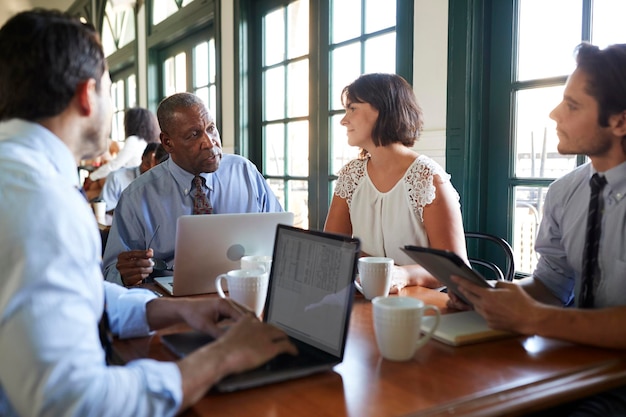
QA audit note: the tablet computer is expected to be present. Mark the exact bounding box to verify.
[400,246,494,305]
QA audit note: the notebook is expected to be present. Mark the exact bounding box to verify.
[421,311,515,346]
[154,212,294,296]
[161,225,361,392]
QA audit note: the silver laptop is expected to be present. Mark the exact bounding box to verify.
[154,212,294,296]
[161,225,361,392]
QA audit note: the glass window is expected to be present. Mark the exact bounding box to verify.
[251,0,400,229]
[516,0,581,81]
[102,0,136,57]
[591,0,626,47]
[153,0,195,26]
[163,52,187,97]
[260,0,310,228]
[468,0,626,274]
[110,71,136,142]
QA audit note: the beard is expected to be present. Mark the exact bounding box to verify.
[81,99,111,160]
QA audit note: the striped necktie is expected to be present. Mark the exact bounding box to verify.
[192,175,213,214]
[579,173,607,308]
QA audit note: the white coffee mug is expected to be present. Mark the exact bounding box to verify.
[372,296,441,361]
[240,255,272,273]
[215,268,269,317]
[355,257,394,300]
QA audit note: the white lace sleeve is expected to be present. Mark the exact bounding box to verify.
[405,156,459,222]
[333,159,367,207]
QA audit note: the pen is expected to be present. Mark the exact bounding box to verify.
[146,224,160,250]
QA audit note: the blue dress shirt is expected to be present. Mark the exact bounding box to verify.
[102,154,283,285]
[100,165,141,211]
[0,120,181,417]
[534,161,626,307]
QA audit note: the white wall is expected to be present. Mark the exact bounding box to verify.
[220,2,236,154]
[411,0,448,167]
[219,0,448,165]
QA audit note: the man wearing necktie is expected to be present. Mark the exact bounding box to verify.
[103,92,284,286]
[449,43,626,414]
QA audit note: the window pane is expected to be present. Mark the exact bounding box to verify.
[330,114,360,174]
[331,0,361,43]
[268,178,286,212]
[127,74,136,108]
[194,41,209,87]
[513,186,548,274]
[514,86,578,178]
[118,10,135,49]
[517,0,582,81]
[195,86,210,109]
[287,59,309,118]
[115,79,125,109]
[208,38,216,84]
[287,121,309,176]
[592,0,626,47]
[264,66,286,120]
[153,0,182,25]
[287,0,309,59]
[209,85,216,115]
[365,0,395,33]
[264,8,285,66]
[330,43,361,110]
[102,18,116,56]
[265,123,285,176]
[364,32,396,73]
[164,52,187,97]
[288,180,309,229]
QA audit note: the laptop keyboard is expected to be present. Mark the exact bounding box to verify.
[263,338,330,370]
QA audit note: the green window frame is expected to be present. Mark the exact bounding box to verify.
[237,0,413,229]
[448,0,626,274]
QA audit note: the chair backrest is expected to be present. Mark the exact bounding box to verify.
[465,232,515,281]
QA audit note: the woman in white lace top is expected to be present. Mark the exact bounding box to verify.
[324,73,468,290]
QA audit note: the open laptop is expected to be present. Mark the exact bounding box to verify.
[154,212,294,296]
[161,225,361,392]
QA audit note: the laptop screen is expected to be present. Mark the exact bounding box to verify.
[264,226,360,357]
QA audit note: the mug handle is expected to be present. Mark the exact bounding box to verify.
[415,305,441,350]
[354,277,364,295]
[215,274,228,298]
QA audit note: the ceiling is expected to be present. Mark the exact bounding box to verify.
[0,0,75,26]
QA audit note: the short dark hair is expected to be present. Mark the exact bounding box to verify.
[142,142,159,158]
[124,107,160,143]
[154,144,169,163]
[575,42,626,127]
[0,9,106,121]
[157,92,206,134]
[341,73,424,152]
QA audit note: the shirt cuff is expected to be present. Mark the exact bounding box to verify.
[105,283,157,339]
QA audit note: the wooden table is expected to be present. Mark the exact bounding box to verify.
[113,286,626,417]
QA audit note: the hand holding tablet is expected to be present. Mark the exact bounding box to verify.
[400,246,494,306]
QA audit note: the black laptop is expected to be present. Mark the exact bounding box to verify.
[162,224,361,392]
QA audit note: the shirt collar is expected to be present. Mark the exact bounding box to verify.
[164,157,213,196]
[592,160,626,203]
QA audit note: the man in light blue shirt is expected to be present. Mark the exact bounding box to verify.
[450,43,626,414]
[103,92,284,286]
[100,142,160,212]
[0,10,295,417]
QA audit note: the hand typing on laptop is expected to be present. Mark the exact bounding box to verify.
[146,296,297,410]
